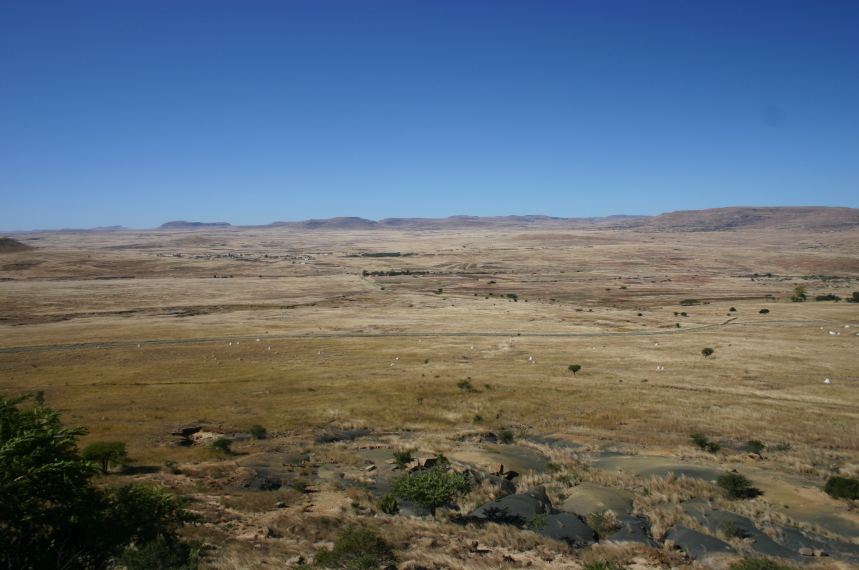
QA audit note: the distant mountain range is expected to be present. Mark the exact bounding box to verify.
[5,207,859,234]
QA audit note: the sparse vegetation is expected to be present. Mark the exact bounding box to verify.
[690,433,721,453]
[393,450,412,470]
[744,440,765,454]
[313,526,395,569]
[759,308,770,314]
[586,510,619,538]
[729,557,792,570]
[701,348,714,358]
[525,512,549,531]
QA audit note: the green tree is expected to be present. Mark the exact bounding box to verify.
[81,441,128,473]
[701,348,715,358]
[391,464,472,517]
[759,308,770,314]
[717,472,759,499]
[568,364,582,375]
[0,393,198,570]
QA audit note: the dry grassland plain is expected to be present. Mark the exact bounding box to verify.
[2,220,859,568]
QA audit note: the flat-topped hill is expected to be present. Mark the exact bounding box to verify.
[617,206,859,232]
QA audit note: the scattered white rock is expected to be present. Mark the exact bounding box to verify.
[824,379,831,384]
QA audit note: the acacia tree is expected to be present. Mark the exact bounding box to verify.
[702,348,715,358]
[0,393,198,570]
[81,441,128,473]
[568,364,582,375]
[391,461,471,517]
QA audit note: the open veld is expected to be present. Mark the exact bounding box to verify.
[2,207,859,569]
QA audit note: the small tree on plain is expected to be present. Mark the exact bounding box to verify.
[702,348,715,358]
[81,441,128,473]
[759,309,770,314]
[568,364,582,375]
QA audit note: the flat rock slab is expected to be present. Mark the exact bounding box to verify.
[589,455,721,482]
[666,525,735,561]
[776,526,859,563]
[448,443,549,479]
[528,434,585,451]
[559,483,635,517]
[606,517,659,548]
[469,486,554,525]
[680,500,802,561]
[538,513,597,547]
[314,429,372,444]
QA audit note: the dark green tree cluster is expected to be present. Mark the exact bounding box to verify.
[0,393,198,570]
[824,477,859,500]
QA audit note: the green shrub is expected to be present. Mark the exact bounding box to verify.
[472,414,483,423]
[773,442,792,452]
[457,380,476,393]
[690,433,721,453]
[376,494,399,515]
[393,450,412,470]
[680,299,700,306]
[720,520,745,539]
[729,307,737,312]
[717,472,759,499]
[568,364,581,375]
[497,430,514,445]
[313,526,395,569]
[210,438,232,454]
[525,513,548,531]
[81,441,128,473]
[759,308,770,314]
[744,440,765,454]
[391,464,471,517]
[702,348,714,358]
[290,479,310,493]
[248,424,267,440]
[587,510,619,538]
[824,477,859,500]
[729,557,792,570]
[118,536,202,570]
[815,294,841,302]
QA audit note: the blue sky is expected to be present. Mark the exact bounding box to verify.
[2,1,857,230]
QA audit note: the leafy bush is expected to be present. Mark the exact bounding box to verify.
[717,472,760,499]
[290,479,310,493]
[210,438,232,454]
[0,394,198,570]
[680,299,700,305]
[568,364,582,375]
[81,441,128,473]
[457,379,476,393]
[744,440,765,454]
[729,557,792,570]
[586,510,619,538]
[729,307,737,312]
[393,450,412,470]
[690,433,721,453]
[702,348,714,358]
[376,494,399,515]
[313,526,395,569]
[720,520,746,539]
[391,464,471,517]
[759,308,770,314]
[248,424,267,440]
[824,477,859,500]
[815,294,841,302]
[497,430,514,444]
[773,442,792,452]
[118,536,202,570]
[525,512,548,530]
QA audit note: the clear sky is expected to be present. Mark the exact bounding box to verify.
[2,1,857,230]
